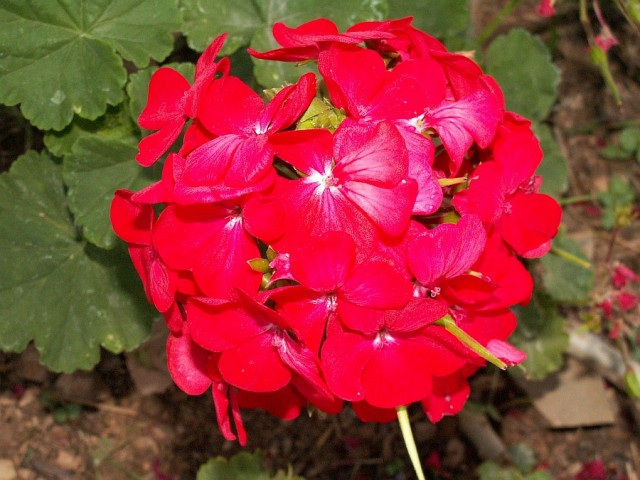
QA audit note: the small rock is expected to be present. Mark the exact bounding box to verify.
[54,371,96,402]
[14,345,48,383]
[55,451,82,471]
[0,459,17,480]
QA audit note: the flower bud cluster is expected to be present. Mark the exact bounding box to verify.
[111,17,562,444]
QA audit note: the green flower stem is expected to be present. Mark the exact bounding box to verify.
[550,246,592,269]
[559,194,596,205]
[396,406,426,480]
[435,315,507,370]
[477,0,523,45]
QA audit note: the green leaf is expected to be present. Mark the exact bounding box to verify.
[44,104,138,158]
[600,144,630,160]
[181,0,262,56]
[485,29,560,121]
[532,122,568,198]
[197,451,304,480]
[0,0,181,130]
[598,175,637,230]
[507,444,537,474]
[181,0,388,86]
[0,151,154,372]
[541,233,594,304]
[477,462,519,480]
[63,136,159,249]
[619,127,640,154]
[388,0,473,50]
[511,294,568,380]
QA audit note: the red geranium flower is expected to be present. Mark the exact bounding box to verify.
[136,35,229,167]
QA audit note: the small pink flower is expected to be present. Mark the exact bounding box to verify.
[536,0,556,17]
[612,263,639,289]
[574,459,608,480]
[616,291,638,311]
[598,298,613,319]
[593,0,619,53]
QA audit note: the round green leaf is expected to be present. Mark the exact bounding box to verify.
[388,0,473,50]
[485,29,560,121]
[0,0,181,130]
[0,151,154,372]
[511,295,569,380]
[63,135,159,249]
[197,452,303,480]
[532,122,568,199]
[541,233,594,304]
[44,104,138,158]
[181,0,262,55]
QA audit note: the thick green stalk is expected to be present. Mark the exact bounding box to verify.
[396,406,426,480]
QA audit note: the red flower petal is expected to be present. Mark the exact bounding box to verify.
[321,329,374,401]
[500,192,562,256]
[219,334,291,392]
[110,190,154,245]
[138,67,189,129]
[341,260,412,309]
[409,214,487,287]
[422,371,471,422]
[136,118,185,167]
[422,89,501,173]
[361,337,434,408]
[342,178,417,237]
[166,327,212,395]
[290,231,355,292]
[333,121,408,186]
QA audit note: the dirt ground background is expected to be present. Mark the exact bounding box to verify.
[1,0,640,479]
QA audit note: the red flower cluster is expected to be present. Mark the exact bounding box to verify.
[111,17,561,444]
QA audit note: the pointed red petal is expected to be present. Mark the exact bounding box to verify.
[136,118,185,167]
[258,72,316,133]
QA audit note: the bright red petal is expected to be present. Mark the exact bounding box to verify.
[333,121,408,186]
[341,260,412,309]
[136,118,185,167]
[361,337,434,408]
[138,67,189,129]
[321,329,374,401]
[219,334,291,392]
[110,190,154,245]
[290,231,355,292]
[166,327,212,395]
[501,192,562,256]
